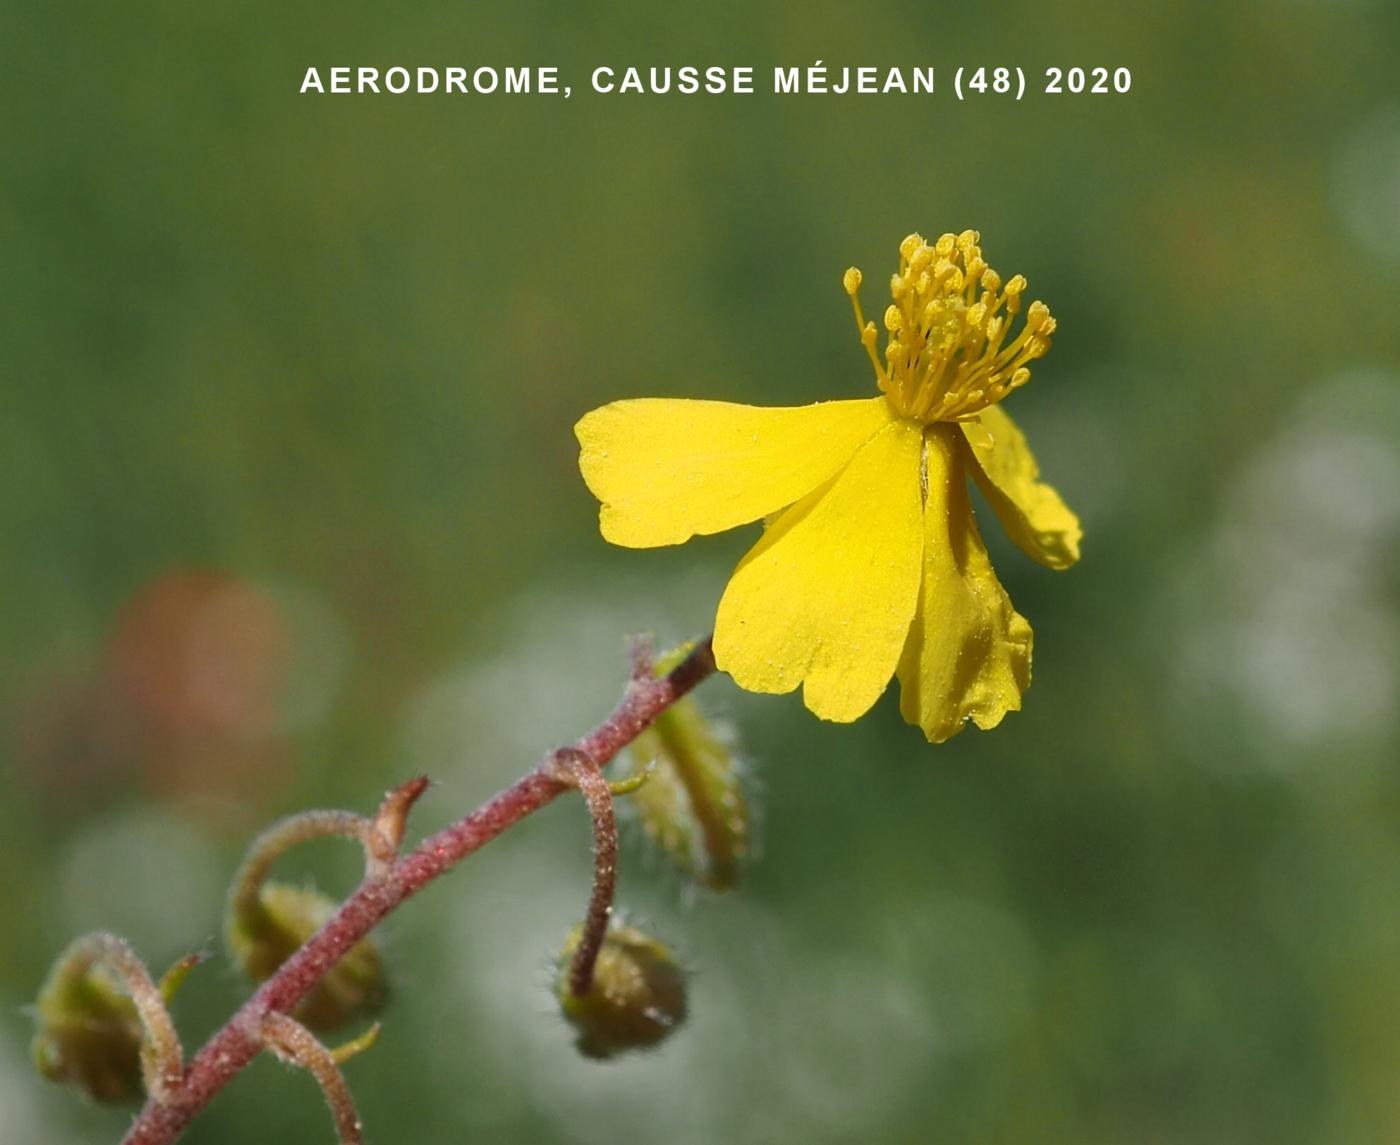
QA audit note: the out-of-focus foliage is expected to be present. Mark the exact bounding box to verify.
[3,1,1400,1142]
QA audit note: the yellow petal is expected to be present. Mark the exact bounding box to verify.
[713,417,925,723]
[961,405,1082,570]
[898,426,1033,743]
[576,396,895,548]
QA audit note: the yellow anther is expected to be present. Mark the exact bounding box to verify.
[981,269,1002,292]
[935,233,956,257]
[1010,367,1031,387]
[899,233,924,261]
[843,266,876,343]
[956,229,979,250]
[1026,300,1050,330]
[966,302,987,327]
[884,305,902,332]
[1004,274,1027,296]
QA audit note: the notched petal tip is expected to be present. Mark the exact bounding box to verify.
[714,417,925,725]
[914,609,1033,743]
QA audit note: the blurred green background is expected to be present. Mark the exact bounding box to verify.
[5,2,1400,1142]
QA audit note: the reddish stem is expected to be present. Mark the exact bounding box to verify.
[120,637,716,1145]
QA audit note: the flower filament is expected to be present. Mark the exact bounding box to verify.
[844,230,1055,423]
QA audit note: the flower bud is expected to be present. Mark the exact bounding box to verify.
[556,923,687,1059]
[31,956,144,1103]
[226,882,386,1031]
[627,645,749,890]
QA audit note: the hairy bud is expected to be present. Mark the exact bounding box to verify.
[226,882,386,1031]
[32,953,144,1103]
[556,923,687,1059]
[626,643,749,890]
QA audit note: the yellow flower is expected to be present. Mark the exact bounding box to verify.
[576,232,1081,742]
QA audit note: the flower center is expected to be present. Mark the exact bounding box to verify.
[843,231,1056,423]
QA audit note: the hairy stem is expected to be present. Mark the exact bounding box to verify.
[226,811,372,927]
[260,1012,365,1145]
[548,749,619,997]
[120,637,716,1145]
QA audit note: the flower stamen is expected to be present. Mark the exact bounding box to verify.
[843,267,890,392]
[845,232,1054,423]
